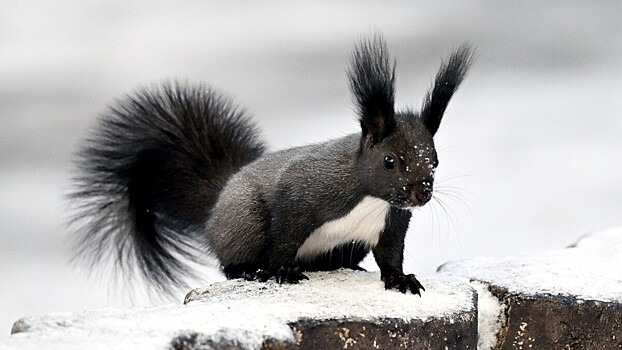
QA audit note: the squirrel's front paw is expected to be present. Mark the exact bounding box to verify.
[383,273,425,296]
[273,266,309,284]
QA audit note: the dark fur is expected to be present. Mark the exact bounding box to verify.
[70,36,473,294]
[348,34,396,146]
[421,44,473,135]
[69,84,265,292]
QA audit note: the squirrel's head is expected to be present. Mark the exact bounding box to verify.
[349,35,473,209]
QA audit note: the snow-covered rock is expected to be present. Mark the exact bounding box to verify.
[11,227,620,349]
[439,227,622,349]
[4,270,477,350]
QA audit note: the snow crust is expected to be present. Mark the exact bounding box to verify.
[471,282,505,350]
[1,271,474,350]
[440,227,622,303]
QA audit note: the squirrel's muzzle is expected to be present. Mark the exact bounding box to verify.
[410,180,433,206]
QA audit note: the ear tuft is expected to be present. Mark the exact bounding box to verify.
[348,34,396,147]
[420,44,474,135]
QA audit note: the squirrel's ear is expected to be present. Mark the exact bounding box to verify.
[348,35,396,148]
[420,44,474,135]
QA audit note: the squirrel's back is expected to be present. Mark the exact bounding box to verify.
[204,134,362,271]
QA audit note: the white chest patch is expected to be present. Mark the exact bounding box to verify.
[295,196,390,261]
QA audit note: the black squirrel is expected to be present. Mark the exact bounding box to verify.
[69,35,473,296]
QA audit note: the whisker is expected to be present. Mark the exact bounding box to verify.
[403,244,419,265]
[435,189,473,209]
[431,201,443,244]
[429,201,441,244]
[435,189,476,222]
[429,199,443,245]
[435,174,473,183]
[435,185,476,201]
[433,195,462,247]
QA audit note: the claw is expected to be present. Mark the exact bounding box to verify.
[273,265,308,284]
[243,272,255,281]
[383,272,425,296]
[409,278,424,296]
[257,269,272,282]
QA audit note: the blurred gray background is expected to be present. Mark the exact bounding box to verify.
[1,1,621,334]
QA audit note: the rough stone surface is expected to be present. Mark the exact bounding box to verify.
[439,227,622,349]
[489,286,622,350]
[3,271,477,350]
[287,317,476,350]
[170,317,478,350]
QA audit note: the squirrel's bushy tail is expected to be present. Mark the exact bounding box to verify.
[69,82,265,292]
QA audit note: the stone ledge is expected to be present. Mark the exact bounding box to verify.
[5,271,477,350]
[8,227,620,349]
[170,317,477,350]
[487,287,621,350]
[439,227,622,349]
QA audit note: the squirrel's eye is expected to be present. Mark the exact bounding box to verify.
[383,155,396,170]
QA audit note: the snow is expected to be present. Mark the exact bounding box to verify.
[439,227,622,304]
[471,282,505,350]
[1,271,475,350]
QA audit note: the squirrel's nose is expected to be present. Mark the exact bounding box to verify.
[410,180,433,205]
[415,188,432,204]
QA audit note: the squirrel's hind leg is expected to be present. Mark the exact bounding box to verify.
[224,264,308,284]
